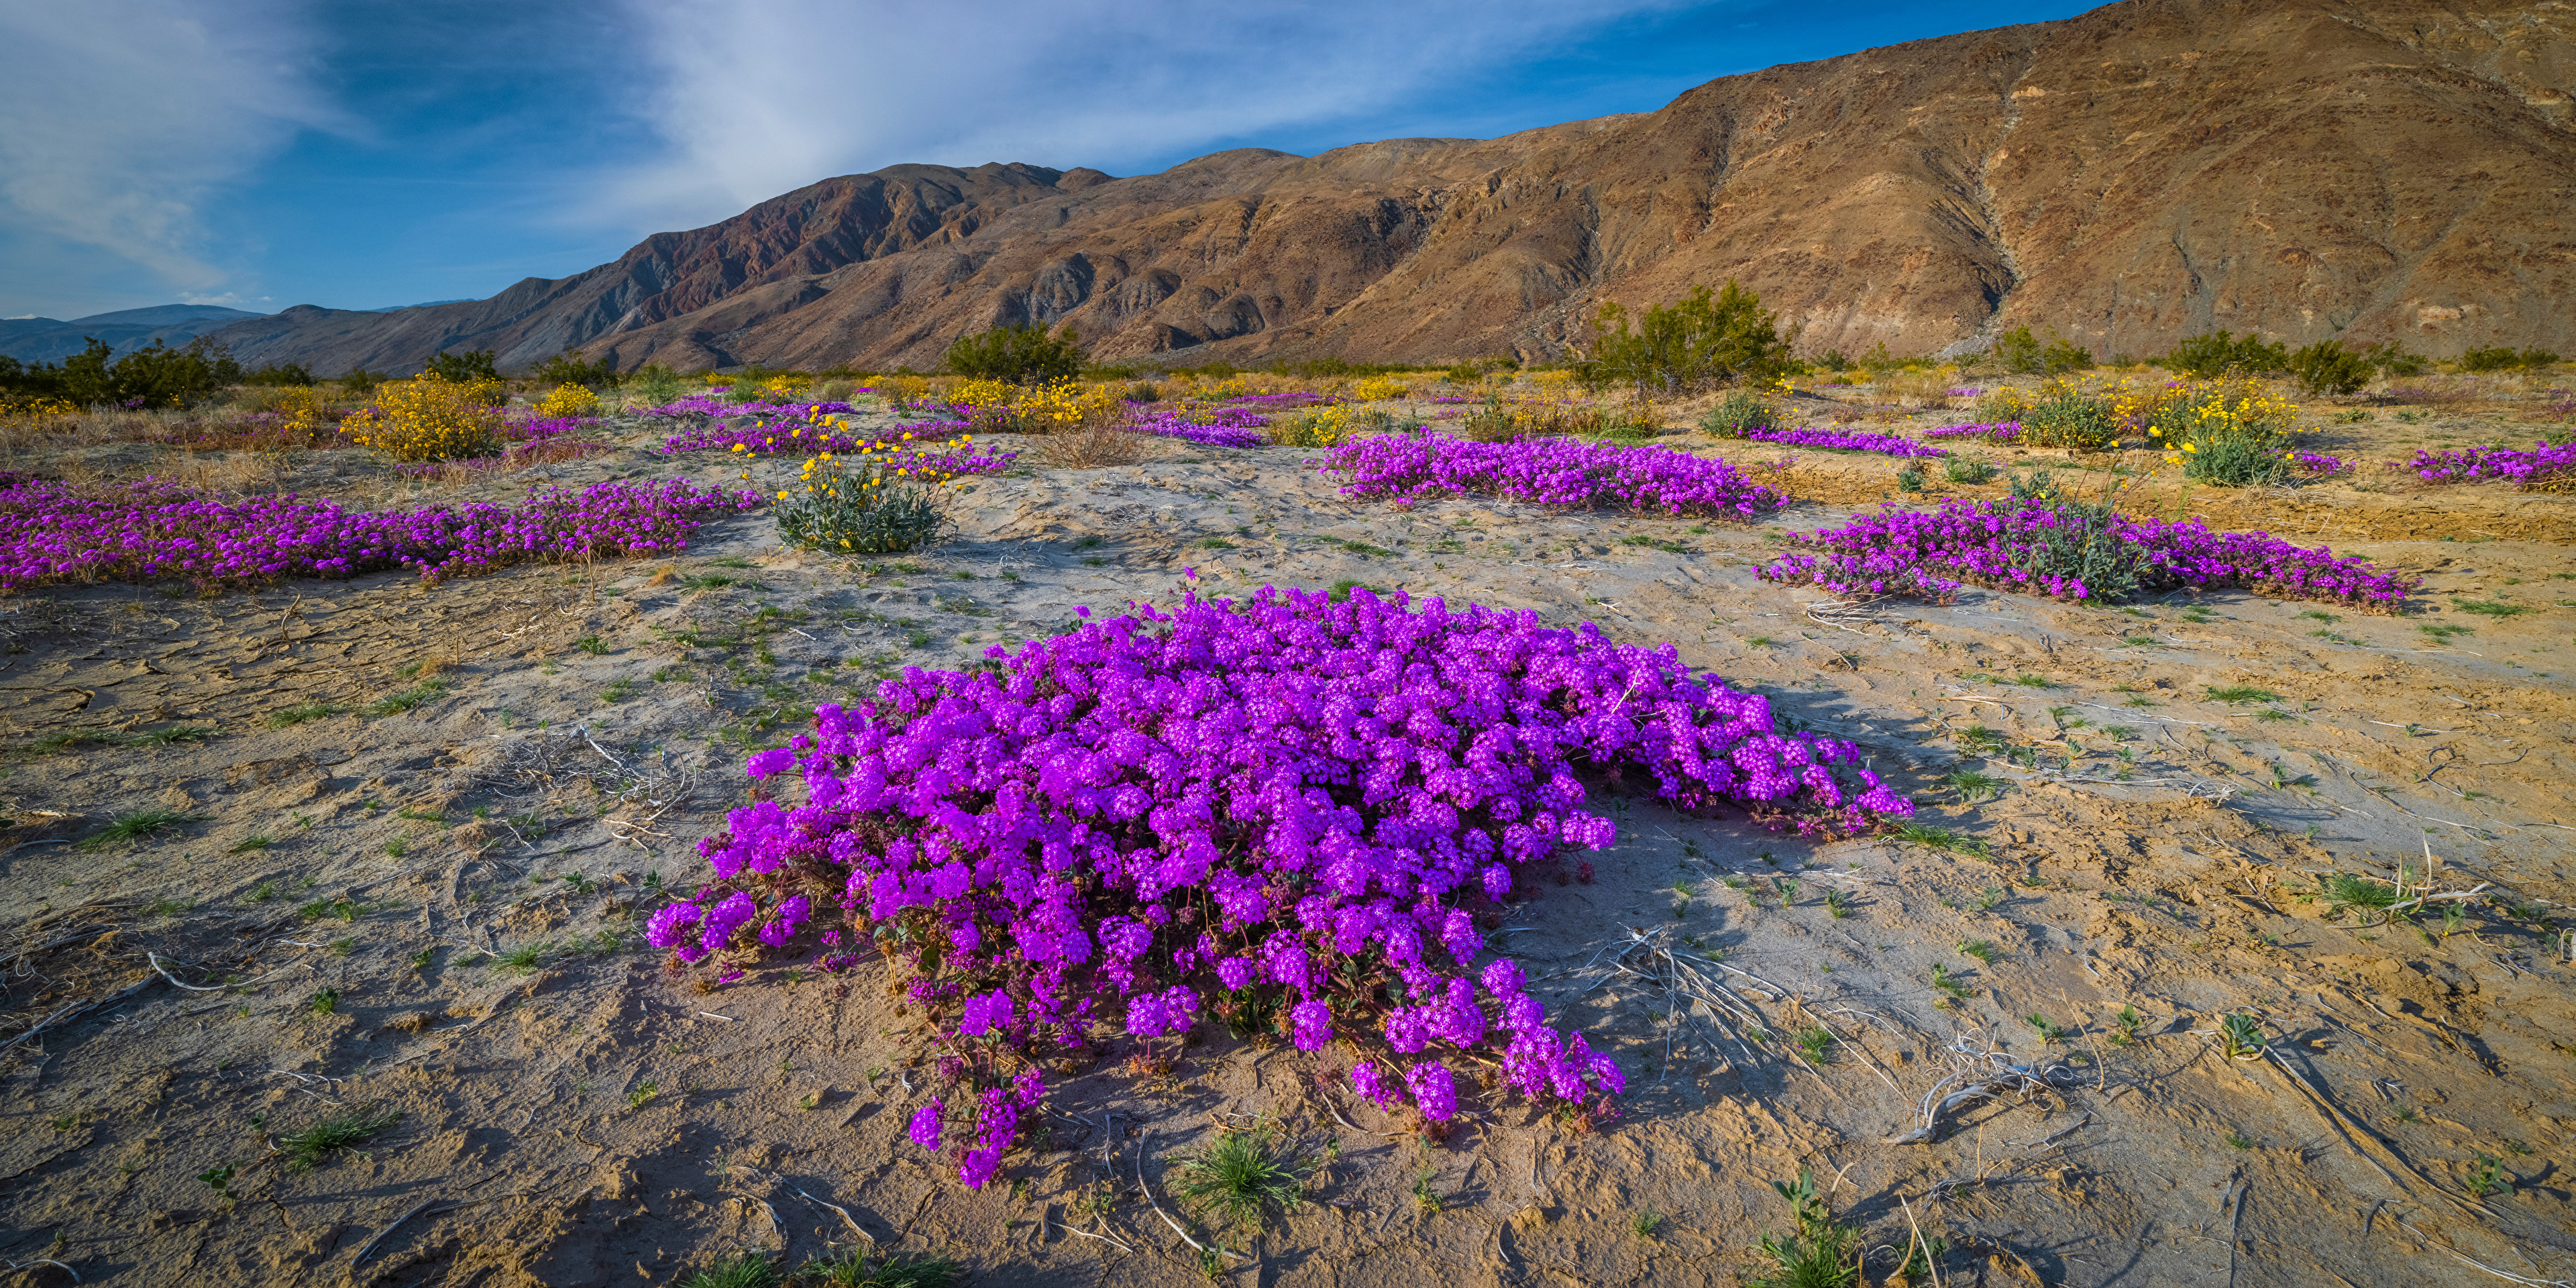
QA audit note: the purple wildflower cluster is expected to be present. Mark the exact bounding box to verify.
[2289,451,2351,477]
[1730,425,1946,458]
[648,584,1911,1187]
[1324,433,1785,518]
[1126,405,1270,449]
[1923,421,2023,441]
[1756,496,2418,608]
[640,396,859,419]
[660,418,1020,476]
[0,474,759,590]
[2402,439,2576,490]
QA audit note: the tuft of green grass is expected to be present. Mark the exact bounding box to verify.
[307,987,340,1014]
[1957,939,1998,965]
[492,941,555,975]
[2319,871,2403,922]
[575,635,610,654]
[2451,599,2528,619]
[2224,1129,2255,1150]
[1894,821,1989,858]
[276,1105,400,1171]
[1631,1208,1666,1238]
[795,1251,962,1288]
[78,810,199,852]
[1326,578,1375,603]
[627,1080,659,1110]
[678,1253,780,1288]
[1952,724,2004,755]
[1170,1126,1313,1233]
[2204,685,2281,704]
[1939,768,2004,801]
[1930,963,1972,1002]
[2418,623,2475,641]
[366,678,451,716]
[227,835,274,853]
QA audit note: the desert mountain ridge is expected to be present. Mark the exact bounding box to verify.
[204,0,2576,376]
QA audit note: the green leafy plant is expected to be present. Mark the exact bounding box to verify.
[1699,388,1780,437]
[1631,1208,1666,1238]
[1794,1024,1835,1065]
[1750,1167,1859,1288]
[1894,464,1925,492]
[1411,1165,1444,1214]
[1930,963,1973,1002]
[946,323,1087,386]
[2465,1153,2514,1199]
[1576,281,1794,397]
[2163,331,2289,378]
[2019,382,2121,451]
[1942,455,1998,484]
[2216,1012,2267,1060]
[1958,940,1998,965]
[2288,341,2377,396]
[2111,1004,2144,1045]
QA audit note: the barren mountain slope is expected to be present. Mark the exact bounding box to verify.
[207,0,2576,374]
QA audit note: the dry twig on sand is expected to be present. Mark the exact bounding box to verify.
[1887,1040,2082,1145]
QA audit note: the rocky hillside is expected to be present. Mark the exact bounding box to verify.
[209,0,2576,374]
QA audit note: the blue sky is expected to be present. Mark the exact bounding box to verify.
[0,0,2098,321]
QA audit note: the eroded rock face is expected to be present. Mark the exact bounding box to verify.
[209,0,2576,374]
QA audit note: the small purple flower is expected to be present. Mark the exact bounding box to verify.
[909,1101,944,1151]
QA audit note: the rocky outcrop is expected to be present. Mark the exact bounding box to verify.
[206,0,2576,374]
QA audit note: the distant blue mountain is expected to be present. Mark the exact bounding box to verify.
[361,299,474,312]
[0,304,270,363]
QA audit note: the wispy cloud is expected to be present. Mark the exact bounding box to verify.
[602,0,1688,233]
[0,1,347,297]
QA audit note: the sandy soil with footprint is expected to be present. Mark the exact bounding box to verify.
[1,394,2571,1287]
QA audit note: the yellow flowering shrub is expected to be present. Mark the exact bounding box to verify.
[2137,377,2300,484]
[344,373,504,462]
[1,394,80,421]
[1271,405,1350,448]
[535,382,601,417]
[1352,376,1410,401]
[772,415,967,553]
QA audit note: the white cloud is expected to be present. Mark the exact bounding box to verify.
[602,0,1688,233]
[0,2,347,294]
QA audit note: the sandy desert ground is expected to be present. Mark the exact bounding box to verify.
[1,386,2571,1287]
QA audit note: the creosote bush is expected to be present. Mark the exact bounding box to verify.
[648,585,1913,1190]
